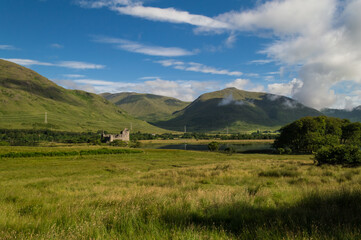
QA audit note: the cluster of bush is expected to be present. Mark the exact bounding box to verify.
[274,116,361,166]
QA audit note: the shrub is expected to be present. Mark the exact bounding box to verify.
[314,145,361,166]
[277,148,285,155]
[130,140,142,148]
[208,141,220,152]
[109,140,128,147]
[224,146,235,155]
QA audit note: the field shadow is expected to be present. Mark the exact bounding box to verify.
[161,190,361,238]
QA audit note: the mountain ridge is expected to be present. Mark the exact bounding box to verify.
[102,92,190,122]
[322,106,361,122]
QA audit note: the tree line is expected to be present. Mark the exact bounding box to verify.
[0,129,277,146]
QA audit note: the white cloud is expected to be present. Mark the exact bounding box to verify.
[4,58,53,66]
[214,0,335,35]
[156,59,243,76]
[3,58,105,70]
[245,73,260,77]
[267,78,303,96]
[111,5,230,30]
[218,93,245,106]
[138,76,160,80]
[50,43,64,49]
[94,36,195,57]
[78,0,230,30]
[0,45,17,50]
[57,61,105,69]
[63,74,86,78]
[224,32,237,48]
[249,59,273,64]
[225,78,248,89]
[78,0,139,8]
[226,78,265,92]
[74,79,116,86]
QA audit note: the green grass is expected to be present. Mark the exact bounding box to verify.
[1,146,361,239]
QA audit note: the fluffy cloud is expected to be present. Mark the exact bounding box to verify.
[214,0,334,35]
[78,0,230,30]
[226,78,264,92]
[218,94,245,106]
[94,36,195,57]
[156,59,243,76]
[3,58,105,69]
[267,78,303,96]
[218,0,361,109]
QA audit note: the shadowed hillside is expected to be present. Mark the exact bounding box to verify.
[0,59,165,133]
[322,106,361,122]
[154,88,322,132]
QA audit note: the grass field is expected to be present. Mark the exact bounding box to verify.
[1,146,361,239]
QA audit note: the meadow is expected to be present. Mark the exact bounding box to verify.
[0,146,361,239]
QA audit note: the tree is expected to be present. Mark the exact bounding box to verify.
[208,141,220,152]
[314,145,361,166]
[342,122,361,146]
[274,116,344,153]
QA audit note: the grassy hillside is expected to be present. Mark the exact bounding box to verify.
[0,59,165,133]
[154,88,322,132]
[322,106,361,122]
[102,92,190,122]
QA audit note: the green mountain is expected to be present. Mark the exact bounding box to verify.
[0,59,165,133]
[322,106,361,122]
[102,92,190,122]
[153,88,322,132]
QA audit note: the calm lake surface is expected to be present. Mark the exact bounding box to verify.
[143,143,273,153]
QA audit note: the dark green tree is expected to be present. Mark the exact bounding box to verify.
[274,116,345,153]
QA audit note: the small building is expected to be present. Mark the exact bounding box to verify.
[102,128,130,142]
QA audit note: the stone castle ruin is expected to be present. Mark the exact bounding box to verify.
[102,128,130,142]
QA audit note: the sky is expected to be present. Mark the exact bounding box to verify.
[1,0,361,110]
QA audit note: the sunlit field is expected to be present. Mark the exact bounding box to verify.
[1,146,361,239]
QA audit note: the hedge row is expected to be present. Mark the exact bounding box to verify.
[0,148,143,158]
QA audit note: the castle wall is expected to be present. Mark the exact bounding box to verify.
[102,128,130,142]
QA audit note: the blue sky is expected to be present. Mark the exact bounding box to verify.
[1,0,361,109]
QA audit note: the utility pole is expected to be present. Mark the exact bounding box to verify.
[45,112,47,124]
[226,126,229,134]
[184,125,186,133]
